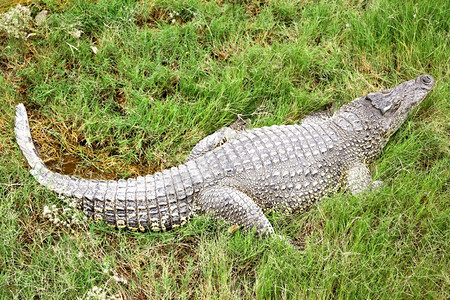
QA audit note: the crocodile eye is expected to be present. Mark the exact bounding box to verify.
[391,98,401,110]
[366,92,391,114]
[381,89,392,95]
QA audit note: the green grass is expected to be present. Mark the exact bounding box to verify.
[0,0,448,298]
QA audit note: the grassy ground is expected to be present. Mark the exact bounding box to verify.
[0,0,448,298]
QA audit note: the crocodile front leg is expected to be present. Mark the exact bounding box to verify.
[195,185,274,235]
[186,116,249,161]
[346,163,383,195]
[186,127,238,161]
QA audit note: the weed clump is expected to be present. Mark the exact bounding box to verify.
[0,4,47,39]
[42,196,87,233]
[0,4,32,39]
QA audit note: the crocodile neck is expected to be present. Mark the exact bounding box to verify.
[331,99,386,164]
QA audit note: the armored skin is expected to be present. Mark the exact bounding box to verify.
[15,75,435,235]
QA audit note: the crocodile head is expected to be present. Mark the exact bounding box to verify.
[364,74,434,138]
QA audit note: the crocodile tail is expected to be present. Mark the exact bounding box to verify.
[15,104,196,232]
[15,103,45,170]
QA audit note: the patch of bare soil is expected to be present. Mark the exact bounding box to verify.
[26,109,163,180]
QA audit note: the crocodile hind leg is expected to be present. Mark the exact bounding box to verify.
[346,163,384,195]
[186,117,249,161]
[195,185,274,235]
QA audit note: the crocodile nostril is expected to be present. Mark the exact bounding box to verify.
[420,75,433,85]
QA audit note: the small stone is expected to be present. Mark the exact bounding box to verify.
[35,10,48,26]
[69,29,81,39]
[90,45,98,54]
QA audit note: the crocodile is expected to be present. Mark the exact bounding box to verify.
[15,75,435,235]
